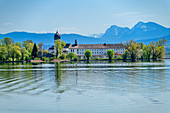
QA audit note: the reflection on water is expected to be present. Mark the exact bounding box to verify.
[0,60,170,113]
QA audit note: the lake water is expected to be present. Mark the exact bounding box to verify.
[0,60,170,113]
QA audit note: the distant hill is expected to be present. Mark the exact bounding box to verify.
[0,21,170,50]
[0,32,106,45]
[137,35,170,45]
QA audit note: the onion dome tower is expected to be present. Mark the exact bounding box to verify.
[54,31,61,41]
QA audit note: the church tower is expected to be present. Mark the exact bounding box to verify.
[54,31,61,55]
[54,31,61,41]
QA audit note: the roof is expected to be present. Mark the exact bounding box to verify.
[48,43,71,50]
[64,43,71,48]
[48,45,54,50]
[69,44,125,49]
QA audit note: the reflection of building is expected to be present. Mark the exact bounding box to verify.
[48,31,125,59]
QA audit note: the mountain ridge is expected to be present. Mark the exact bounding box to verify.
[0,21,170,47]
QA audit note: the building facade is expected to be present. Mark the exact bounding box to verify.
[69,40,125,59]
[49,31,125,59]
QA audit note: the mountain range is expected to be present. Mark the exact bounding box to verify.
[0,21,170,49]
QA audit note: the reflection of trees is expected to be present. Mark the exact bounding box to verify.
[54,62,62,88]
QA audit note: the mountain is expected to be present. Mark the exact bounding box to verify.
[101,25,130,42]
[137,35,170,46]
[0,32,105,46]
[101,21,170,43]
[0,21,170,49]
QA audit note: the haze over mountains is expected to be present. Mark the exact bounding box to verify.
[0,21,170,47]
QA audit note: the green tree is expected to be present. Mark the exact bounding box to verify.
[67,52,75,60]
[84,49,92,60]
[0,46,8,61]
[127,42,140,61]
[23,40,34,59]
[150,41,159,59]
[73,55,78,61]
[31,43,38,59]
[21,47,29,61]
[1,37,14,60]
[122,49,129,60]
[107,49,115,60]
[9,46,21,61]
[55,39,66,58]
[157,46,165,59]
[59,53,66,59]
[141,44,152,59]
[38,42,44,58]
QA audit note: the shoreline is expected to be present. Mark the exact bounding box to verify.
[0,58,169,64]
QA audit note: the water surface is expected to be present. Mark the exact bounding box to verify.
[0,60,170,113]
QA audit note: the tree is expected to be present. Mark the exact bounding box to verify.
[55,39,66,58]
[150,41,159,59]
[122,49,129,60]
[127,42,140,61]
[157,46,165,59]
[9,46,21,61]
[141,45,151,59]
[67,52,75,60]
[59,53,66,59]
[38,42,44,58]
[107,49,115,60]
[73,55,78,61]
[156,38,168,47]
[1,37,14,60]
[23,40,34,59]
[84,49,92,60]
[31,43,38,59]
[0,46,8,61]
[21,47,29,61]
[125,39,136,49]
[1,37,14,46]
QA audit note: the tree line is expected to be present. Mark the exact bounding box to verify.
[0,37,167,62]
[0,37,47,62]
[123,38,167,61]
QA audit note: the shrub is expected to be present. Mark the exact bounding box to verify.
[35,58,41,60]
[73,55,78,61]
[116,55,123,60]
[59,53,66,59]
[94,56,99,60]
[42,57,49,61]
[67,52,75,60]
[49,57,56,61]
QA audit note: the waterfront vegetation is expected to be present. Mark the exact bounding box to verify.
[0,37,167,63]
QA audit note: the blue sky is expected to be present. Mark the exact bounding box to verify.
[0,0,170,35]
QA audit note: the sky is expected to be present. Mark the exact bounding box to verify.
[0,0,170,35]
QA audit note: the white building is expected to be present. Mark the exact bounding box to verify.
[68,40,125,59]
[49,31,125,59]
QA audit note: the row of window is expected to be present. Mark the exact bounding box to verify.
[77,51,125,55]
[71,48,125,52]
